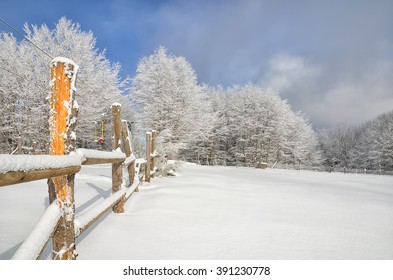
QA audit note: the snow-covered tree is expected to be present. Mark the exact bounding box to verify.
[0,32,50,152]
[350,110,393,171]
[0,18,134,153]
[317,110,393,173]
[283,112,321,168]
[130,46,214,159]
[317,123,358,170]
[189,84,319,168]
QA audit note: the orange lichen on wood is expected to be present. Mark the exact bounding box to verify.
[48,58,78,260]
[51,176,67,203]
[49,61,73,206]
[50,62,70,156]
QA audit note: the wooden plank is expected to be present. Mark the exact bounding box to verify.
[145,132,152,183]
[16,137,22,154]
[32,141,37,155]
[121,120,132,157]
[111,103,124,213]
[76,148,126,165]
[82,157,125,165]
[121,120,135,187]
[0,165,81,187]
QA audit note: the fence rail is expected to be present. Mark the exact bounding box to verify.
[0,57,158,260]
[11,201,61,260]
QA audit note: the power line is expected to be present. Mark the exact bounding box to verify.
[0,18,93,91]
[0,17,53,60]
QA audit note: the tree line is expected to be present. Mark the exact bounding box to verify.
[318,111,393,173]
[130,47,320,168]
[1,18,391,172]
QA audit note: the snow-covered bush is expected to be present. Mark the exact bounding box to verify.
[156,158,183,177]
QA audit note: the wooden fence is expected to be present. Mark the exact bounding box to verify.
[0,57,157,260]
[10,137,45,155]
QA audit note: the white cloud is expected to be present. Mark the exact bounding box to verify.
[258,53,320,93]
[257,54,393,128]
[309,60,393,128]
[98,0,393,128]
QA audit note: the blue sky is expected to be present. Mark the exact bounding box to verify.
[2,0,393,128]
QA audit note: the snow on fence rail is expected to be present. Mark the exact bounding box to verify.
[0,57,158,260]
[0,154,82,187]
[0,149,129,187]
[11,201,62,260]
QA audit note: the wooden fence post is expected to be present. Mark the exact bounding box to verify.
[16,136,22,154]
[32,141,37,155]
[151,130,156,178]
[112,103,124,213]
[121,120,135,189]
[48,57,79,260]
[145,131,152,183]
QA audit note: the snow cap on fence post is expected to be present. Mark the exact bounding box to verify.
[111,103,124,213]
[48,56,79,260]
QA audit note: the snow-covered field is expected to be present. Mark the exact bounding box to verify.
[1,163,393,260]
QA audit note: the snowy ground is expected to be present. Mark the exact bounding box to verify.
[1,163,393,260]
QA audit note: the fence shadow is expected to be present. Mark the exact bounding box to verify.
[76,183,112,213]
[0,242,22,260]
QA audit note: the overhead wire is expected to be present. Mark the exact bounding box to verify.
[0,16,127,112]
[0,17,53,60]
